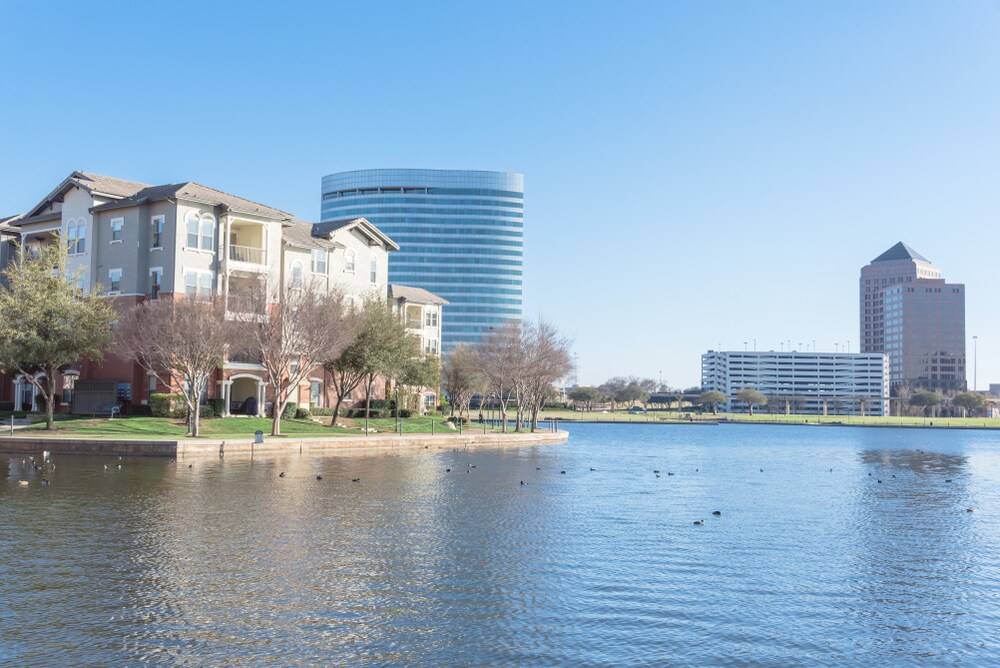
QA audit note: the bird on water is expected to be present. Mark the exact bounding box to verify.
[712,511,721,516]
[693,520,705,526]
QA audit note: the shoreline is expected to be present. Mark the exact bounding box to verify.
[0,430,569,458]
[548,417,1000,431]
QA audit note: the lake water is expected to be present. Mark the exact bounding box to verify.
[3,423,1000,666]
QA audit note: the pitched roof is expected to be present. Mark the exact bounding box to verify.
[389,284,449,305]
[90,181,294,221]
[282,219,343,250]
[871,242,929,264]
[25,171,151,218]
[312,217,399,251]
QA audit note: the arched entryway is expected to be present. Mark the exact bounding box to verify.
[222,374,264,416]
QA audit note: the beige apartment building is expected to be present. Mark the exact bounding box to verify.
[0,171,443,415]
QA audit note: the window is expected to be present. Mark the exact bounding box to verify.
[369,257,377,283]
[199,272,212,300]
[185,270,213,301]
[290,358,300,376]
[310,380,321,406]
[425,338,438,355]
[151,215,164,249]
[345,248,356,272]
[147,374,157,402]
[311,249,327,274]
[149,267,162,300]
[425,309,438,327]
[62,374,77,405]
[111,217,123,243]
[108,269,122,294]
[187,215,199,247]
[201,217,215,251]
[291,262,303,288]
[185,212,216,252]
[67,222,86,254]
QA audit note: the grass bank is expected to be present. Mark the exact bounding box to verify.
[536,409,1000,429]
[12,414,496,439]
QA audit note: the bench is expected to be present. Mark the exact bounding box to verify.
[94,404,121,419]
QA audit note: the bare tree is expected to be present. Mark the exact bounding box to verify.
[522,321,574,431]
[441,343,482,419]
[117,297,232,437]
[238,277,357,436]
[473,321,523,433]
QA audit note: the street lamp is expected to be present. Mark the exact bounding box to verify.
[973,335,978,391]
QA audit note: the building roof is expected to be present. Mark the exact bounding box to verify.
[282,219,343,250]
[871,242,929,264]
[23,171,152,219]
[0,214,23,231]
[312,217,400,251]
[389,284,449,305]
[90,181,294,221]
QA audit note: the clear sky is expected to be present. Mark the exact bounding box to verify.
[2,1,998,389]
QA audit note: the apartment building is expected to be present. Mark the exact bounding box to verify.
[1,171,401,415]
[389,284,448,411]
[701,350,889,416]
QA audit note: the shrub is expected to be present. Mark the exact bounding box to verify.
[437,402,450,414]
[445,415,469,425]
[132,404,153,417]
[268,402,298,419]
[199,403,216,418]
[311,407,337,416]
[398,409,412,418]
[150,393,185,418]
[369,398,392,413]
[347,408,387,419]
[208,398,227,417]
[34,394,46,413]
[0,401,14,412]
[295,407,312,419]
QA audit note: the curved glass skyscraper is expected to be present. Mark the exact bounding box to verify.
[321,169,523,352]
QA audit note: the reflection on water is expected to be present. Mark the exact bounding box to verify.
[3,424,1000,665]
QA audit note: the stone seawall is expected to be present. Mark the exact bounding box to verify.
[0,430,569,458]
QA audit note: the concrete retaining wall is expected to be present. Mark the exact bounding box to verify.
[0,430,568,458]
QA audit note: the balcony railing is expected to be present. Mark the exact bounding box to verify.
[230,244,266,265]
[405,318,422,329]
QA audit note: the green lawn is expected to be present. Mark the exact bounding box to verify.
[14,414,490,439]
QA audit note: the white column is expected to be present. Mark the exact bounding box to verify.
[257,381,265,417]
[13,378,22,411]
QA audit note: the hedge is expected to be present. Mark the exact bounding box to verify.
[150,393,186,418]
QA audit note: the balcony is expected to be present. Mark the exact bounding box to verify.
[230,244,266,265]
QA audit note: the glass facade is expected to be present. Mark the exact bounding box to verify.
[321,169,523,352]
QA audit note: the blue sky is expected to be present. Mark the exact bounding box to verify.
[2,1,999,388]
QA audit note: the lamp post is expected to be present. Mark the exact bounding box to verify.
[973,335,978,391]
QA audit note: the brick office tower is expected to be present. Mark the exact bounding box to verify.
[860,242,966,393]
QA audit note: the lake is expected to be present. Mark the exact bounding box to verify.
[3,423,1000,666]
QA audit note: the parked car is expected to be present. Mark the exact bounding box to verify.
[627,406,646,414]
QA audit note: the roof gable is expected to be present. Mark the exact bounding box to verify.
[25,171,150,218]
[313,217,399,251]
[871,242,929,264]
